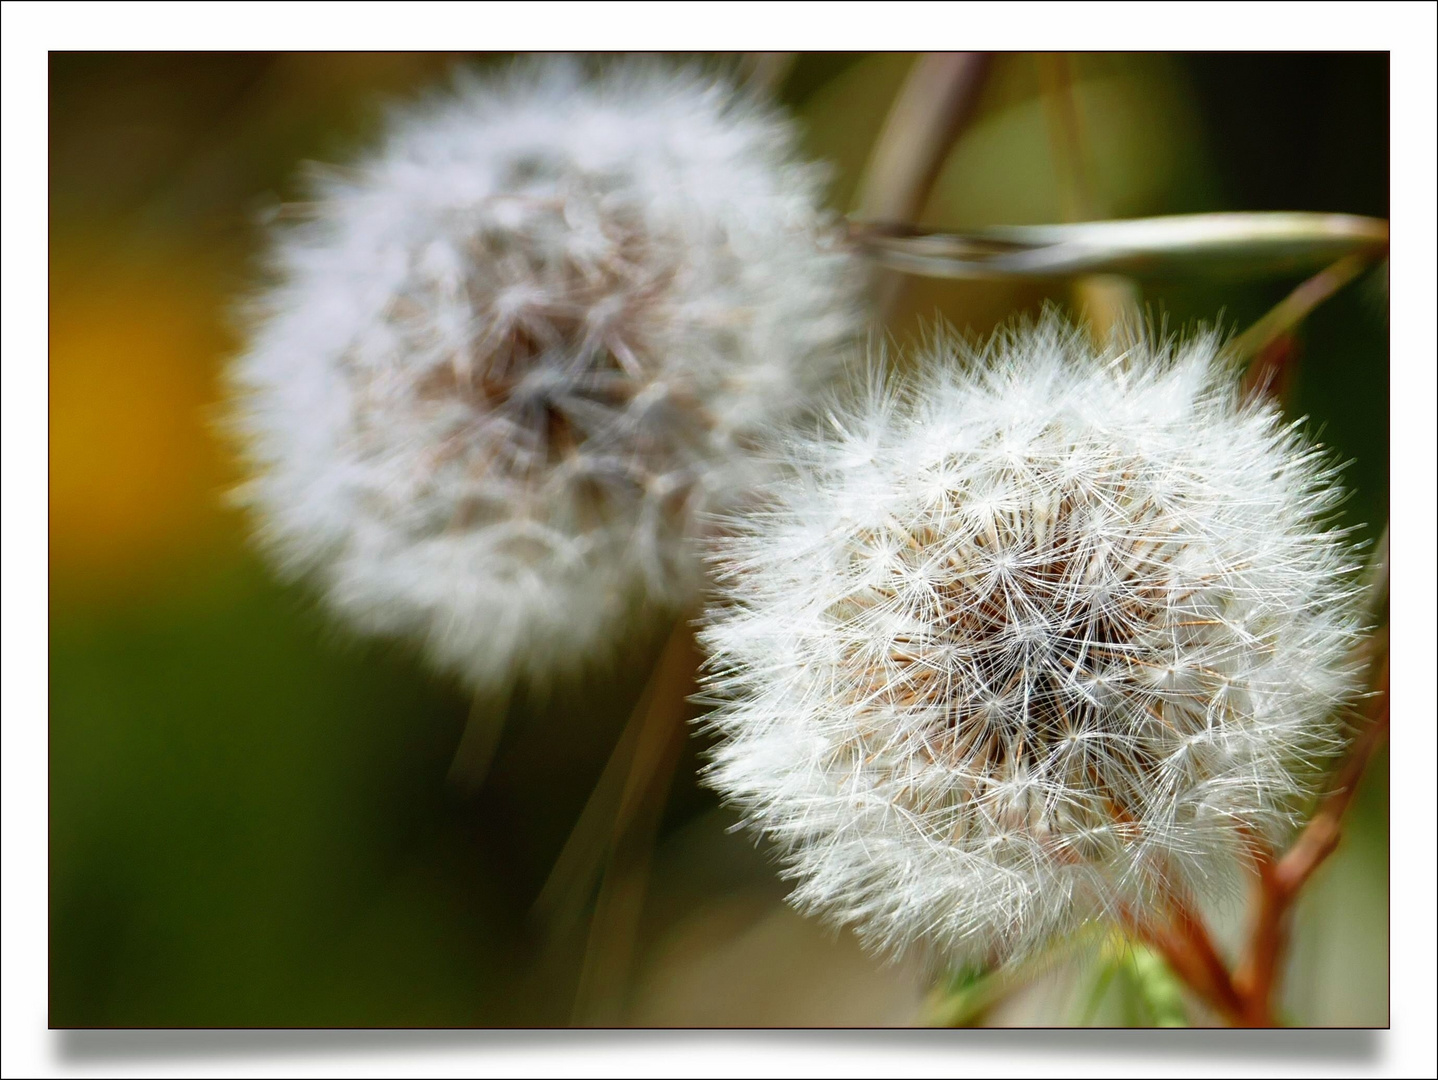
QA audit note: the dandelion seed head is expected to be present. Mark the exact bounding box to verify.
[228,60,863,689]
[699,317,1366,968]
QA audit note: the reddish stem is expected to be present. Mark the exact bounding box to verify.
[1132,653,1388,1026]
[1124,899,1248,1025]
[1234,657,1389,1019]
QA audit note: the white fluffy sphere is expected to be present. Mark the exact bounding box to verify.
[229,61,863,689]
[699,318,1365,968]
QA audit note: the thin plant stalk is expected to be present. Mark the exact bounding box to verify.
[855,52,992,318]
[568,619,700,1023]
[1234,647,1389,1022]
[738,52,796,96]
[846,212,1388,280]
[1037,52,1142,345]
[1038,52,1095,223]
[447,688,512,792]
[532,618,699,937]
[1228,253,1377,367]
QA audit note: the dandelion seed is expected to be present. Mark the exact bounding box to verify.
[227,60,863,691]
[698,316,1365,968]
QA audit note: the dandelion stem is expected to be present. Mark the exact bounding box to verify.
[1144,883,1258,1025]
[1235,653,1389,1020]
[1126,907,1246,1025]
[1174,898,1250,1022]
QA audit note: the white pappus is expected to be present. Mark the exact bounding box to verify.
[227,59,864,692]
[698,317,1366,969]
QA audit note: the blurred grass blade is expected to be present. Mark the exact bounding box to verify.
[446,688,511,793]
[921,963,1000,1027]
[1075,955,1120,1027]
[1075,940,1189,1027]
[1228,253,1375,365]
[531,619,698,938]
[738,52,796,95]
[855,52,992,317]
[849,212,1389,280]
[1129,944,1190,1027]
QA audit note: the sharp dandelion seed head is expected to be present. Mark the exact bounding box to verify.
[698,315,1367,969]
[227,60,864,690]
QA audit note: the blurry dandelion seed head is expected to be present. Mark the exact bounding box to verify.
[228,60,864,690]
[698,316,1366,969]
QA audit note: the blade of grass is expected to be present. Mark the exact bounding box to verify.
[848,213,1388,281]
[568,622,699,1024]
[1037,52,1143,345]
[1227,253,1376,366]
[446,687,511,792]
[531,618,698,938]
[738,52,796,96]
[854,52,993,317]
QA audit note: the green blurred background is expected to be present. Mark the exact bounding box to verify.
[49,52,1388,1027]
